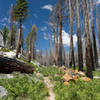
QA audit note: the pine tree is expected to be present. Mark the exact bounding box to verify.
[14,0,29,58]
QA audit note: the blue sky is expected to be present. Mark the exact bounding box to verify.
[0,0,100,53]
[0,0,59,53]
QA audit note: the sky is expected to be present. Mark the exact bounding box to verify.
[0,0,100,53]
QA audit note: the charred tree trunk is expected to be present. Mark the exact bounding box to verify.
[83,0,93,78]
[16,20,22,58]
[90,0,98,68]
[58,14,63,66]
[0,56,34,74]
[69,0,76,69]
[76,0,83,71]
[95,0,100,57]
[55,16,59,65]
[53,25,56,64]
[10,4,14,49]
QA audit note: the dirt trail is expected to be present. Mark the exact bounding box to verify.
[43,77,55,100]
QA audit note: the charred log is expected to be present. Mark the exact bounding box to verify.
[0,56,34,74]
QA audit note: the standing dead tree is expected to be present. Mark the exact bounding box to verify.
[90,0,98,68]
[69,0,76,69]
[83,0,93,78]
[76,0,83,71]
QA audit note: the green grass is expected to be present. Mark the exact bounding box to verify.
[38,65,100,100]
[93,70,100,76]
[54,79,100,100]
[0,48,11,52]
[38,66,64,81]
[16,58,100,100]
[0,73,48,100]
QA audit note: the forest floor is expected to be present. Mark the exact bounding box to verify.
[0,52,100,100]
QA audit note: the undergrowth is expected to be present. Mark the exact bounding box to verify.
[0,73,48,100]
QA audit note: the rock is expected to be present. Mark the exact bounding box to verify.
[74,69,78,73]
[31,61,40,67]
[73,75,79,80]
[0,74,14,79]
[81,77,91,81]
[63,74,73,82]
[65,69,74,75]
[64,82,69,86]
[0,51,3,56]
[94,76,100,79]
[78,71,85,77]
[0,86,8,98]
[3,51,16,59]
[36,73,43,77]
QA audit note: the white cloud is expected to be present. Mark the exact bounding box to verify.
[41,4,53,11]
[14,21,18,25]
[41,26,47,31]
[36,49,40,52]
[44,32,49,40]
[22,24,25,29]
[96,0,100,5]
[60,30,77,47]
[1,17,8,23]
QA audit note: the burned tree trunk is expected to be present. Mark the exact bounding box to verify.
[76,0,83,71]
[0,56,34,74]
[83,0,93,78]
[69,0,76,69]
[55,16,59,65]
[58,14,63,66]
[90,0,98,68]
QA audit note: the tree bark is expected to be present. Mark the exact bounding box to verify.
[83,0,93,78]
[90,0,98,68]
[69,0,76,69]
[95,0,100,56]
[55,16,59,65]
[76,0,83,71]
[58,14,63,66]
[10,4,14,49]
[16,20,22,58]
[0,56,34,74]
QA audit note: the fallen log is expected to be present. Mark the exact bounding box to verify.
[0,56,34,74]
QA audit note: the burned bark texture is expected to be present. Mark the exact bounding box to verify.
[58,15,63,66]
[83,0,93,78]
[76,0,83,71]
[90,0,98,68]
[69,0,76,69]
[0,56,34,74]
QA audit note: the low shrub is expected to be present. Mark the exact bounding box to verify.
[0,74,48,100]
[54,79,100,100]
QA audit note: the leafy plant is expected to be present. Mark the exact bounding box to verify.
[0,73,48,100]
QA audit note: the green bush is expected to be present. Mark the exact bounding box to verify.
[93,70,100,76]
[38,67,64,81]
[0,74,48,100]
[0,48,11,52]
[54,79,100,100]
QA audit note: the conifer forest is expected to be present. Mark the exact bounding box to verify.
[0,0,100,100]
